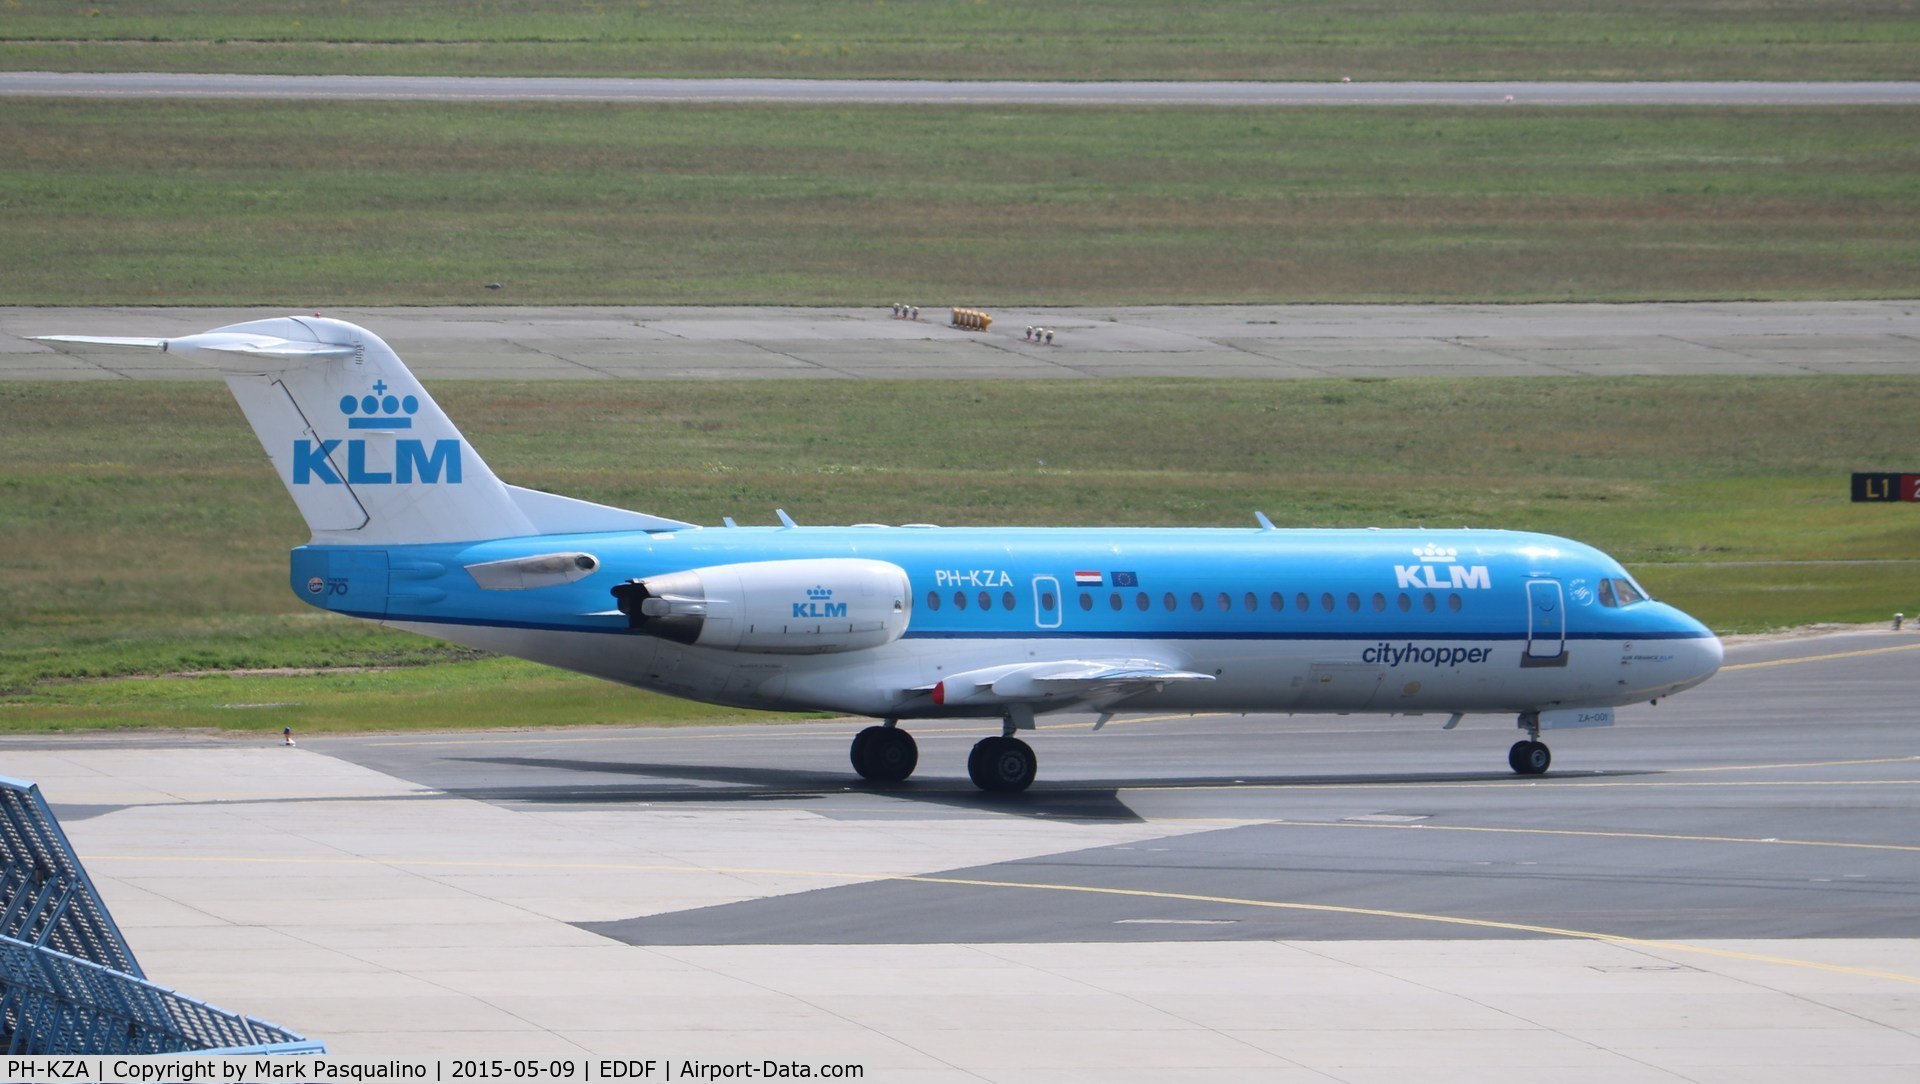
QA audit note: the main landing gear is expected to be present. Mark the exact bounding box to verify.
[968,735,1036,793]
[968,705,1038,793]
[1508,710,1551,775]
[849,720,917,783]
[848,709,1041,793]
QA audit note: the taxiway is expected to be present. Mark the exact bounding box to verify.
[6,628,1919,1077]
[6,301,1919,381]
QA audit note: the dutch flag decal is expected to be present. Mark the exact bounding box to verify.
[1073,570,1103,586]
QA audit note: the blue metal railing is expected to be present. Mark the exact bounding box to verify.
[0,934,322,1055]
[0,776,141,976]
[0,774,321,1055]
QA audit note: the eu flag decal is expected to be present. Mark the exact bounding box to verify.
[1111,571,1139,587]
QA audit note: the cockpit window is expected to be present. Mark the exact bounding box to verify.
[1600,577,1649,607]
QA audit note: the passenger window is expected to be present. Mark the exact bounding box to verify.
[1190,592,1205,612]
[1422,593,1436,613]
[1216,592,1232,612]
[954,591,968,611]
[1269,591,1285,612]
[1244,592,1258,612]
[1109,592,1123,611]
[1397,593,1411,612]
[1447,593,1463,612]
[1163,592,1178,611]
[1371,592,1386,612]
[1002,590,1017,610]
[1321,592,1335,612]
[1296,592,1310,612]
[1346,592,1360,612]
[1079,592,1093,611]
[979,590,993,610]
[1136,592,1150,611]
[926,590,941,611]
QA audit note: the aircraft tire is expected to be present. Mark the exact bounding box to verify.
[849,726,876,774]
[852,725,918,782]
[968,736,1037,793]
[1508,739,1551,775]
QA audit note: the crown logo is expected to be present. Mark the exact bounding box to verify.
[339,380,418,429]
[806,585,833,600]
[1412,544,1458,562]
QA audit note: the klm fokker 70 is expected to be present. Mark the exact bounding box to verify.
[41,317,1723,792]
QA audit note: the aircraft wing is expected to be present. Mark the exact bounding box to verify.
[924,658,1213,708]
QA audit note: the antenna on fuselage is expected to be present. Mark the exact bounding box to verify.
[776,509,798,528]
[1254,511,1276,531]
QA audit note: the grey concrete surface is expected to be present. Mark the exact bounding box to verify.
[5,73,1920,106]
[7,628,1920,1077]
[8,301,1920,381]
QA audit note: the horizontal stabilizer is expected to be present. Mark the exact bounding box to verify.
[37,331,358,372]
[33,335,169,348]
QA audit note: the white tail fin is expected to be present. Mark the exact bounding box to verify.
[39,316,690,544]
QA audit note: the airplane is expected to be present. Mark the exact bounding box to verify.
[38,317,1723,792]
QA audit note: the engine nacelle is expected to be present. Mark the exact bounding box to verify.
[610,558,910,655]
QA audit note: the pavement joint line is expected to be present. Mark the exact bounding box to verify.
[357,710,1226,746]
[1653,753,1920,773]
[89,851,1920,987]
[1118,776,1920,794]
[888,874,1920,988]
[121,773,1911,801]
[1268,818,1920,854]
[1719,641,1920,672]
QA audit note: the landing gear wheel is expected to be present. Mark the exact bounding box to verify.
[1508,739,1551,775]
[968,736,1037,793]
[851,725,918,783]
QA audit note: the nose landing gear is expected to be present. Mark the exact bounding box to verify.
[1509,710,1551,775]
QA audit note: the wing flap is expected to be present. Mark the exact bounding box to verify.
[928,658,1213,707]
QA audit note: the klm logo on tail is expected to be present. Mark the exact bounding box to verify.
[292,381,462,486]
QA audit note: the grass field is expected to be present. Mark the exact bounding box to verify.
[4,8,1916,734]
[4,101,1916,306]
[4,0,1916,80]
[2,375,1916,733]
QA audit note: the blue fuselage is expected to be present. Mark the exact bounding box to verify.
[290,525,1721,720]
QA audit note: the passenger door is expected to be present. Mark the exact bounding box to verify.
[1524,578,1567,667]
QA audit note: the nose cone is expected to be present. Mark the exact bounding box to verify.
[1663,605,1723,694]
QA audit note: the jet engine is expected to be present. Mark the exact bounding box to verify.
[610,558,910,655]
